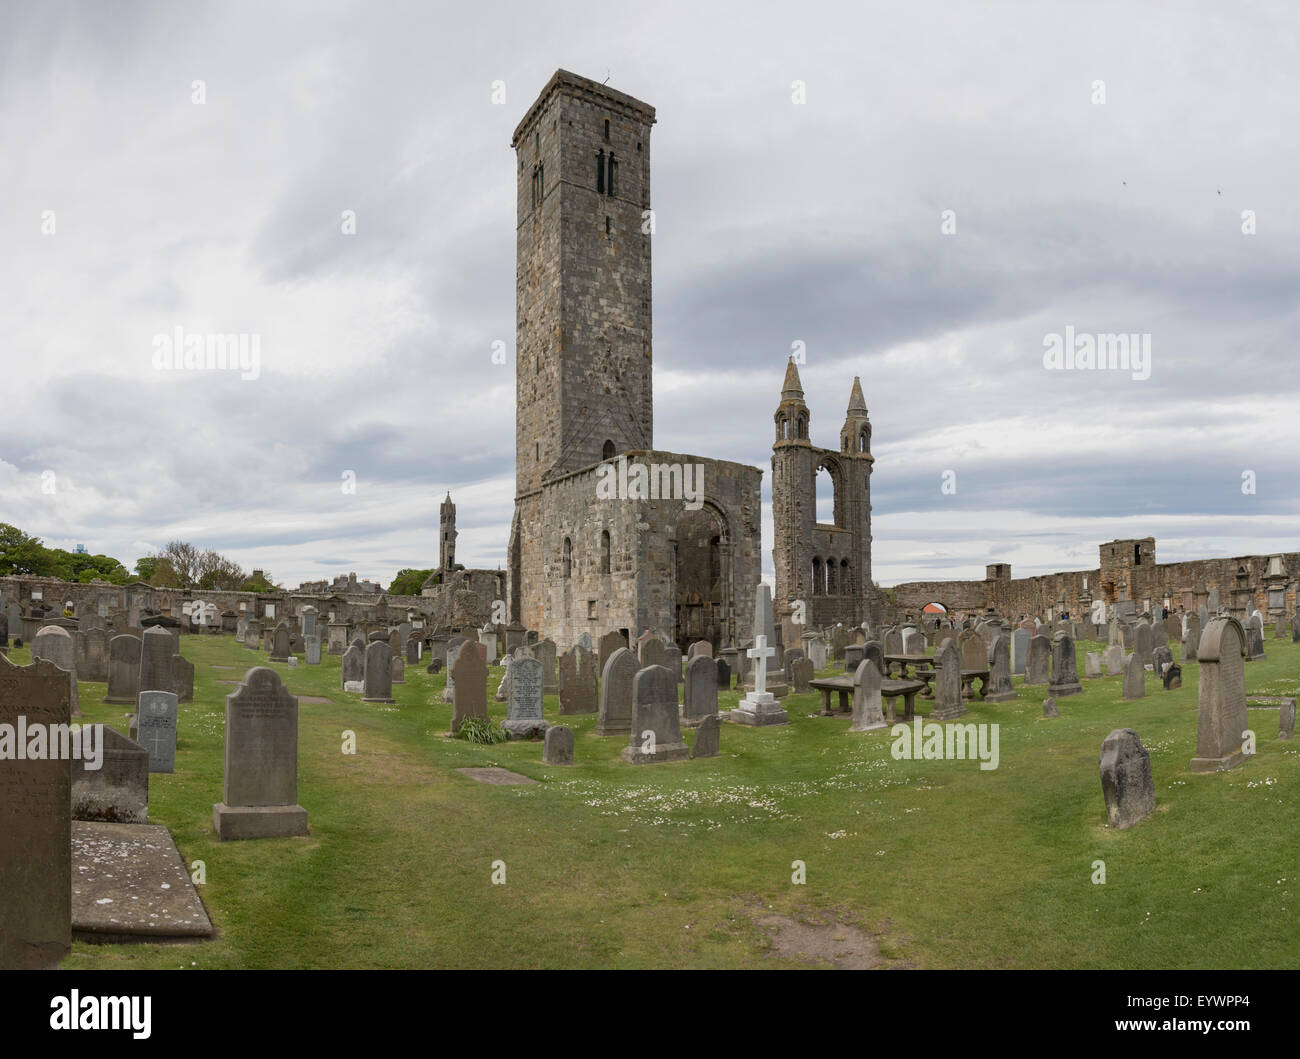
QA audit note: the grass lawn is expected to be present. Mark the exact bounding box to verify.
[25,630,1298,969]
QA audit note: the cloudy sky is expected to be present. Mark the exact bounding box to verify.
[2,0,1297,591]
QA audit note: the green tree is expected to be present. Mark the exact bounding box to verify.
[388,568,436,595]
[0,523,51,576]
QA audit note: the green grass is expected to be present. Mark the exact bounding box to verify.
[26,631,1299,969]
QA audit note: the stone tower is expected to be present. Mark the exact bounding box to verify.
[771,360,877,632]
[439,491,457,572]
[511,69,655,496]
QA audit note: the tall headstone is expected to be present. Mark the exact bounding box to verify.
[450,641,489,735]
[558,645,598,715]
[849,659,886,732]
[984,634,1016,702]
[1100,729,1155,829]
[171,654,194,703]
[597,630,627,675]
[929,640,967,721]
[300,605,317,640]
[1048,632,1082,697]
[1134,623,1153,669]
[683,654,719,727]
[788,656,814,693]
[305,637,322,665]
[213,667,309,840]
[361,641,395,704]
[502,655,548,740]
[103,633,142,704]
[1025,635,1050,686]
[442,641,464,704]
[341,643,364,689]
[138,625,175,695]
[691,714,720,758]
[1011,628,1030,676]
[31,625,81,718]
[622,665,690,764]
[1121,653,1146,700]
[0,653,71,967]
[1190,616,1249,773]
[595,647,636,736]
[137,689,179,773]
[270,621,292,663]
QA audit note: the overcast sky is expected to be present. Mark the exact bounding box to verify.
[2,0,1297,592]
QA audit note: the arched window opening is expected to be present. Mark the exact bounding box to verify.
[826,558,838,596]
[602,439,616,460]
[562,537,573,578]
[811,558,823,596]
[601,530,611,575]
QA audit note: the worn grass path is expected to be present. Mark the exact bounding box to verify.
[29,632,1298,969]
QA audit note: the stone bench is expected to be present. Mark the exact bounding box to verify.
[809,676,925,723]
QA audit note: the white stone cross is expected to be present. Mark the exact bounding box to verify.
[748,635,776,695]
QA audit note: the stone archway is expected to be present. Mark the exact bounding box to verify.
[673,503,731,650]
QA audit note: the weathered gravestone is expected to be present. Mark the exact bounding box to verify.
[1011,628,1030,676]
[598,630,627,675]
[1279,698,1296,740]
[270,621,292,663]
[172,654,194,703]
[305,637,322,665]
[1104,644,1124,677]
[849,659,886,732]
[691,714,720,758]
[138,626,175,697]
[1276,617,1289,640]
[72,726,148,824]
[494,654,511,701]
[715,658,731,690]
[1190,616,1249,773]
[391,657,405,684]
[929,640,967,721]
[984,634,1016,703]
[1293,611,1300,644]
[405,637,420,665]
[595,647,636,736]
[1163,663,1182,690]
[341,644,364,690]
[442,642,464,704]
[502,656,548,740]
[788,656,815,693]
[683,654,719,726]
[450,642,489,735]
[1042,697,1059,718]
[863,641,886,677]
[78,627,109,683]
[1100,729,1155,829]
[213,667,308,840]
[622,665,690,764]
[361,642,396,704]
[843,644,864,672]
[137,690,179,773]
[1048,633,1082,697]
[32,625,81,717]
[1084,652,1102,678]
[559,646,598,715]
[1246,617,1266,662]
[1122,653,1146,701]
[1151,645,1172,676]
[0,653,72,967]
[543,724,574,765]
[537,639,558,693]
[1025,635,1050,686]
[639,636,667,670]
[103,633,143,704]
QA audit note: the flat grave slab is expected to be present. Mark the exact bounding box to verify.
[72,821,213,940]
[296,696,334,705]
[454,767,536,786]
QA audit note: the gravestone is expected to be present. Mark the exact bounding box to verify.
[622,665,690,764]
[984,635,1016,702]
[305,637,321,665]
[244,619,262,650]
[1042,697,1059,718]
[103,634,143,704]
[663,643,684,686]
[78,627,109,683]
[789,656,814,693]
[806,637,827,670]
[213,667,309,840]
[598,630,627,675]
[863,641,886,677]
[442,642,464,704]
[595,646,636,736]
[882,628,903,657]
[137,690,179,773]
[341,644,364,689]
[1134,623,1153,669]
[1025,635,1050,686]
[537,639,558,693]
[930,640,967,721]
[270,621,292,663]
[1279,698,1296,740]
[450,642,489,735]
[1104,644,1124,676]
[639,637,667,670]
[171,655,194,703]
[542,724,573,765]
[32,625,81,717]
[1122,653,1145,700]
[1245,618,1266,662]
[901,627,926,655]
[502,656,548,740]
[849,659,886,732]
[1275,617,1288,640]
[392,657,405,684]
[1293,610,1300,643]
[576,632,593,651]
[0,653,72,967]
[959,631,985,673]
[138,626,175,696]
[782,647,804,675]
[691,714,720,758]
[405,637,420,665]
[71,727,148,824]
[1084,652,1101,678]
[559,646,598,715]
[716,658,731,689]
[494,654,511,701]
[1100,729,1155,829]
[1190,617,1249,773]
[1163,663,1182,690]
[388,630,404,660]
[682,654,719,727]
[361,642,395,704]
[1011,628,1030,675]
[729,635,789,726]
[1151,645,1172,675]
[301,606,317,640]
[327,622,349,655]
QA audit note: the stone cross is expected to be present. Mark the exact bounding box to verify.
[747,635,775,695]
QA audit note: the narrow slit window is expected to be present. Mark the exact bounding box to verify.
[596,149,605,194]
[603,118,610,141]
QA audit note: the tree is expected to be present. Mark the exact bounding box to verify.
[157,541,201,589]
[0,523,52,576]
[388,568,436,595]
[197,550,245,591]
[241,570,276,593]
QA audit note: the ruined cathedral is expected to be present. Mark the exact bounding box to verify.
[505,70,878,650]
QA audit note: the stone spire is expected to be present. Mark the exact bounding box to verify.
[846,376,867,413]
[840,377,872,457]
[781,357,805,401]
[775,357,809,444]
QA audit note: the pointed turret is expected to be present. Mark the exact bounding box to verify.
[840,377,872,457]
[781,358,805,401]
[775,357,809,444]
[846,376,867,414]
